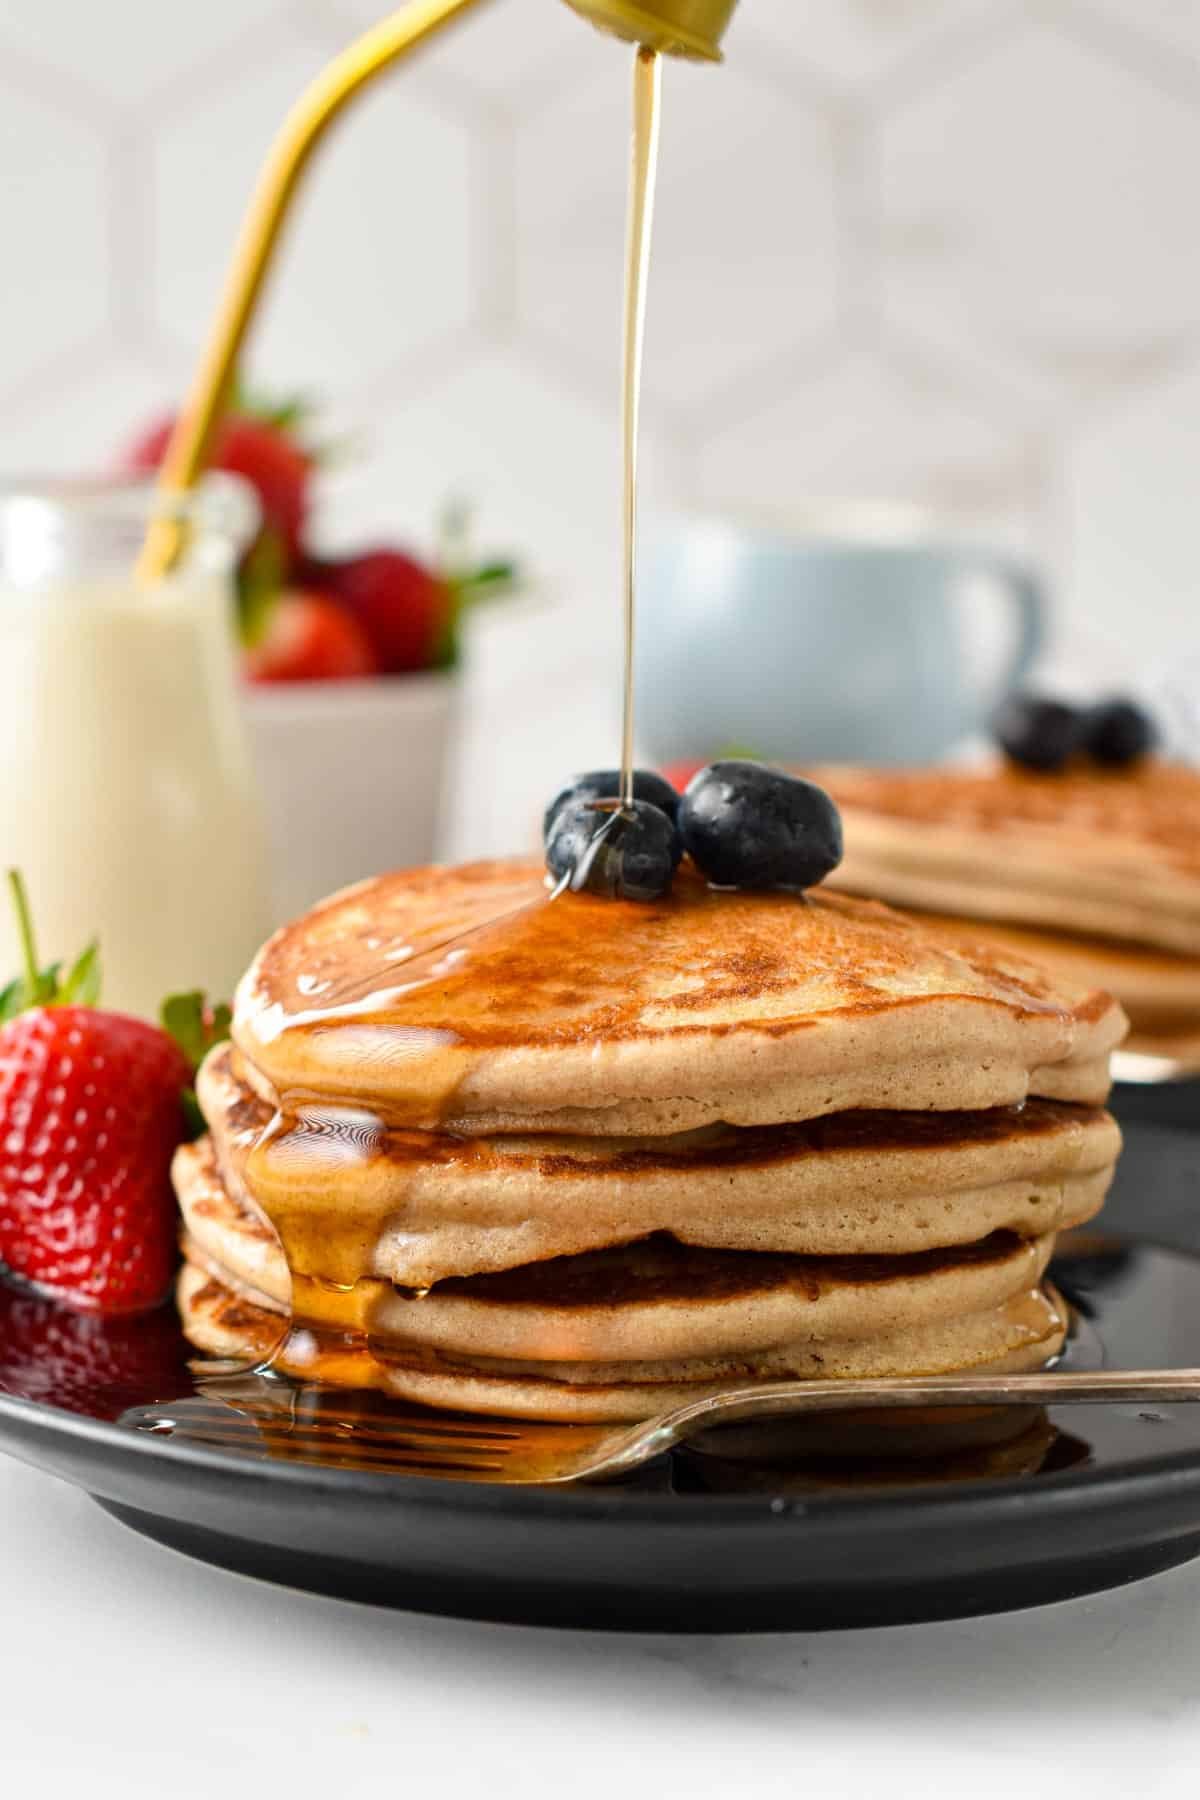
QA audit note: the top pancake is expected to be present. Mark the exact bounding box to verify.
[817,760,1200,956]
[234,859,1125,1134]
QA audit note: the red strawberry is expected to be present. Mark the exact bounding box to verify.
[127,411,312,562]
[320,549,451,674]
[242,589,379,683]
[0,875,192,1315]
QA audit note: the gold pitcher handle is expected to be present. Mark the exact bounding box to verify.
[139,0,740,581]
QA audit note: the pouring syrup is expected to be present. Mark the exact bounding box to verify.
[619,45,662,810]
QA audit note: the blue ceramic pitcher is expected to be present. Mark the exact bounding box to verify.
[635,517,1046,766]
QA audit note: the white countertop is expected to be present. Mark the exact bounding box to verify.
[2,1456,1199,1798]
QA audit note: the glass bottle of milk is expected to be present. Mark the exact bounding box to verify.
[0,476,271,1018]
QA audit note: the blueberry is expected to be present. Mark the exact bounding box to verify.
[546,797,682,902]
[542,768,680,841]
[1085,697,1158,768]
[678,761,843,892]
[993,694,1085,772]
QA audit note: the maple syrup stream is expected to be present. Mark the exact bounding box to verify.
[619,45,662,811]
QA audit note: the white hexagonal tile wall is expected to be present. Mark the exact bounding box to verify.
[1087,1,1200,66]
[1,349,177,476]
[879,19,1200,403]
[514,56,838,418]
[0,76,111,399]
[0,0,282,107]
[694,346,1034,530]
[325,0,609,102]
[729,0,1007,89]
[1064,357,1200,674]
[7,0,1200,787]
[307,346,683,860]
[310,342,681,593]
[152,38,475,394]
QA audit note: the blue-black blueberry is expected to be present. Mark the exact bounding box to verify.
[545,797,682,902]
[993,694,1085,772]
[678,761,843,892]
[1085,697,1158,768]
[542,768,680,841]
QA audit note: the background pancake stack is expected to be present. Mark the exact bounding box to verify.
[174,861,1127,1422]
[818,762,1200,1066]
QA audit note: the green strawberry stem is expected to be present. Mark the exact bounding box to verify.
[1,871,100,1020]
[7,870,41,1001]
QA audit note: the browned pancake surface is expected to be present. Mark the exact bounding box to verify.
[243,860,1090,1048]
[234,860,1123,1132]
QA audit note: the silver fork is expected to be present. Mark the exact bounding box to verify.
[496,1369,1200,1485]
[128,1367,1200,1485]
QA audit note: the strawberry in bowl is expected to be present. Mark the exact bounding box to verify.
[128,393,313,569]
[124,391,521,917]
[243,588,380,683]
[125,392,516,686]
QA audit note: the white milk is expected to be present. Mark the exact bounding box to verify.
[0,502,271,1018]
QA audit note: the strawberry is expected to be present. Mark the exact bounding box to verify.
[242,589,380,683]
[127,407,312,563]
[0,874,192,1315]
[318,549,452,675]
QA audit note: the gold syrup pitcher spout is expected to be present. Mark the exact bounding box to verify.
[562,0,737,61]
[138,0,737,581]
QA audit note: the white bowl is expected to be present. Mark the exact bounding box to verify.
[242,671,459,924]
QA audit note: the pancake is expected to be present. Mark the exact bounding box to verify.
[190,1047,1118,1290]
[177,1256,1066,1423]
[818,760,1200,957]
[233,860,1125,1136]
[177,1132,1057,1360]
[885,914,1200,1045]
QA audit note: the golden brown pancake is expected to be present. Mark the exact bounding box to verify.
[177,849,1124,1423]
[176,1135,1057,1362]
[177,1255,1066,1423]
[233,860,1125,1136]
[819,760,1200,957]
[189,1046,1117,1291]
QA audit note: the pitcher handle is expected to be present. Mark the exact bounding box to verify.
[978,558,1046,712]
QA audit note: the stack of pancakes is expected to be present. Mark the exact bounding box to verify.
[816,761,1200,1064]
[174,861,1126,1421]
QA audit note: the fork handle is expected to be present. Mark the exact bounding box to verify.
[639,1369,1200,1459]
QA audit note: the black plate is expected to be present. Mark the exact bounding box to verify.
[3,1116,1200,1633]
